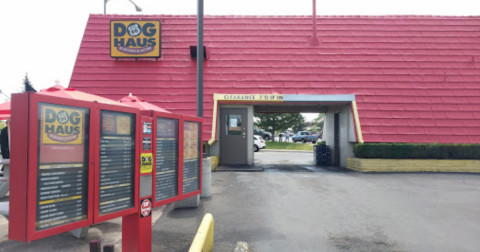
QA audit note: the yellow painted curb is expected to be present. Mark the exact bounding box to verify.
[347,157,480,173]
[189,213,214,252]
[210,156,219,171]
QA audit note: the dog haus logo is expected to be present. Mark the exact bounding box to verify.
[42,105,83,145]
[110,20,161,58]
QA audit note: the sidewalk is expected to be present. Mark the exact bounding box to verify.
[260,149,312,153]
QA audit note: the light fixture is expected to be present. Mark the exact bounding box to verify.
[104,0,143,14]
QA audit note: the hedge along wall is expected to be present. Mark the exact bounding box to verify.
[354,143,480,160]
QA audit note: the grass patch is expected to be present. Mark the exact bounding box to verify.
[266,141,314,151]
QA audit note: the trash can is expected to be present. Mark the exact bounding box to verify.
[314,144,331,166]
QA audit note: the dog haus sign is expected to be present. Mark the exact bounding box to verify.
[8,92,202,252]
[110,20,161,58]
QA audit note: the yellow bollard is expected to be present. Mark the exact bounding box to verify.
[189,213,214,252]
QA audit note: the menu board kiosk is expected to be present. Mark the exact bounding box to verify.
[9,93,97,241]
[9,93,203,251]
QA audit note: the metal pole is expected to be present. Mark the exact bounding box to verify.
[104,0,106,14]
[313,0,317,33]
[309,0,320,46]
[197,0,204,118]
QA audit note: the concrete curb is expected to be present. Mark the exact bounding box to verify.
[201,158,212,198]
[189,213,214,252]
[174,194,200,208]
[151,205,167,225]
[210,156,219,171]
[347,157,480,173]
[214,166,264,172]
[259,149,313,153]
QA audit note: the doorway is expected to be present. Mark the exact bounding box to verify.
[334,113,340,166]
[220,108,248,165]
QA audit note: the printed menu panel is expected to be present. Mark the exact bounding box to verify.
[155,118,178,202]
[183,121,200,194]
[36,103,89,231]
[98,111,135,215]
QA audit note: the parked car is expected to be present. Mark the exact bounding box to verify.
[292,131,318,143]
[254,129,272,141]
[254,135,266,152]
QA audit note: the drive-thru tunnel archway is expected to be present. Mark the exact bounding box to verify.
[207,94,362,168]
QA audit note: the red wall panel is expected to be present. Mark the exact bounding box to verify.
[70,15,480,144]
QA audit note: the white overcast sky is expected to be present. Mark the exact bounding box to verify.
[0,0,478,106]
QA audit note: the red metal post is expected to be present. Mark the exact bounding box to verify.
[122,210,152,252]
[121,115,154,252]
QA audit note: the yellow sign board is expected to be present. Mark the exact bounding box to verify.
[140,153,153,174]
[183,122,199,160]
[110,20,161,58]
[216,94,284,102]
[116,115,132,135]
[42,105,83,145]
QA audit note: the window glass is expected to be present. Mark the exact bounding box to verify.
[183,121,201,194]
[155,117,179,202]
[36,103,89,231]
[226,114,242,135]
[98,110,136,215]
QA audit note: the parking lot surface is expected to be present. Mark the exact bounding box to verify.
[1,151,479,252]
[154,152,480,251]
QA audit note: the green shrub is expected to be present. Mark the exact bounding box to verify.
[315,141,326,146]
[353,143,480,160]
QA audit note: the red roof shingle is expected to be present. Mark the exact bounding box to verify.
[70,14,480,143]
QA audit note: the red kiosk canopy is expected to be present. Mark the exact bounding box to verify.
[119,94,171,113]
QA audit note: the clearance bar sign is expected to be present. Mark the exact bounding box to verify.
[110,20,161,58]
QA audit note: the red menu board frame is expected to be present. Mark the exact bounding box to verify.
[93,103,140,224]
[9,93,96,242]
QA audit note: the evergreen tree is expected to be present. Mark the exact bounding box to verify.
[21,73,36,93]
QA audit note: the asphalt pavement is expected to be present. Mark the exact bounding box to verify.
[154,152,480,252]
[1,151,479,251]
